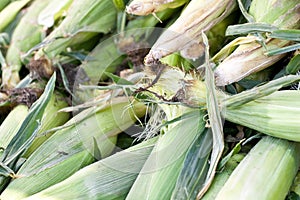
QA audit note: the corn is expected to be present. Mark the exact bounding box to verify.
[224,90,300,141]
[214,77,300,142]
[2,0,53,88]
[33,0,117,60]
[0,91,69,158]
[0,105,29,154]
[216,136,300,200]
[23,91,70,157]
[144,0,236,64]
[0,74,56,192]
[214,0,300,86]
[126,110,206,199]
[0,0,31,32]
[21,137,157,200]
[126,0,188,16]
[0,97,146,200]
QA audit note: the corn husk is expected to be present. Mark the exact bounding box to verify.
[23,92,70,157]
[3,0,53,88]
[1,97,146,199]
[214,0,300,86]
[0,105,29,154]
[171,128,213,200]
[216,136,300,200]
[126,0,188,16]
[0,0,31,32]
[0,91,69,159]
[126,110,206,199]
[202,153,245,200]
[288,170,300,198]
[0,74,56,192]
[144,0,236,64]
[22,137,158,200]
[144,65,300,141]
[33,0,117,60]
[224,90,300,141]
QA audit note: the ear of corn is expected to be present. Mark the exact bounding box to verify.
[0,0,31,32]
[33,0,117,59]
[126,0,188,16]
[214,38,295,86]
[216,136,300,200]
[190,67,300,141]
[0,74,56,192]
[225,90,300,141]
[1,74,56,166]
[144,0,236,64]
[0,91,69,159]
[0,97,146,199]
[37,0,73,28]
[214,0,300,86]
[21,137,158,200]
[3,0,53,88]
[23,92,70,157]
[0,105,29,154]
[126,110,206,199]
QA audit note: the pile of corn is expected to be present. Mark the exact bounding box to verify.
[0,0,299,199]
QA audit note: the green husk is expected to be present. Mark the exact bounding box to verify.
[171,128,213,200]
[1,97,146,199]
[3,0,52,88]
[0,0,31,32]
[0,91,70,159]
[249,0,300,26]
[225,90,300,141]
[269,29,300,42]
[22,138,158,200]
[196,34,225,199]
[23,92,70,157]
[126,110,206,199]
[144,64,300,141]
[0,74,56,192]
[2,151,94,200]
[33,0,117,59]
[0,105,29,155]
[216,136,300,200]
[286,54,300,75]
